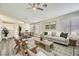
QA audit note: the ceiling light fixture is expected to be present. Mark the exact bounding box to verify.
[27,3,47,11]
[33,7,36,10]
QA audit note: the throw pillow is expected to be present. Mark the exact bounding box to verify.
[52,32,56,36]
[44,32,48,35]
[56,32,61,37]
[60,32,68,39]
[48,31,52,36]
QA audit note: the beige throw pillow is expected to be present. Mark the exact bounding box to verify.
[56,32,61,37]
[52,32,56,36]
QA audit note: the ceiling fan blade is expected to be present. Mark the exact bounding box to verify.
[43,4,47,8]
[33,3,35,7]
[37,3,40,6]
[36,7,43,11]
[28,3,35,7]
[28,3,32,6]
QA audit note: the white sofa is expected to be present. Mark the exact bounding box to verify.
[43,31,70,46]
[44,35,69,46]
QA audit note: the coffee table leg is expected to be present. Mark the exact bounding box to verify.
[45,45,50,52]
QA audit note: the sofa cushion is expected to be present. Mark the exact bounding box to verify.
[44,35,66,41]
[60,32,68,39]
[50,36,66,41]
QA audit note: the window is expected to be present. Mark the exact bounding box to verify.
[45,25,50,29]
[45,21,56,30]
[50,24,56,29]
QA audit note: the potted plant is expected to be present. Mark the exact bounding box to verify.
[2,27,9,37]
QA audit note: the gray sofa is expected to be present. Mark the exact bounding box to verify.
[43,35,69,46]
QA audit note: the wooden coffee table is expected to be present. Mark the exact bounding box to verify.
[34,37,53,52]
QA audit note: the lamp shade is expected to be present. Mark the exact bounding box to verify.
[70,32,77,40]
[71,32,77,36]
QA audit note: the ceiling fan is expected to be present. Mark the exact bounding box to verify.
[27,3,47,11]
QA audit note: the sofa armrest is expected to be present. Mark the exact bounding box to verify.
[65,38,69,45]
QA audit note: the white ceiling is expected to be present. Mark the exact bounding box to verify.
[0,3,79,23]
